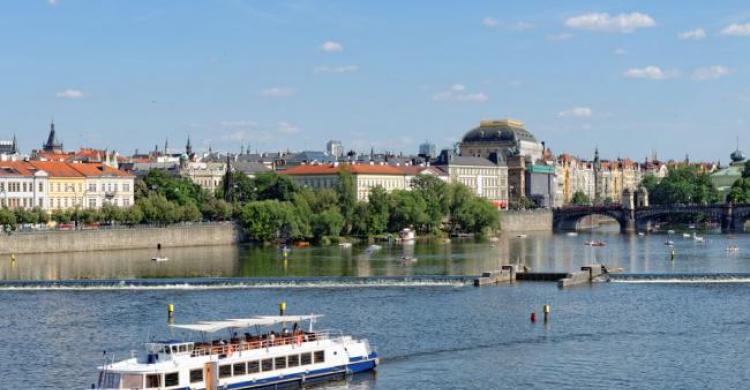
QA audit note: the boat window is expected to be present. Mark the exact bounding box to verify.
[163,347,170,355]
[171,346,178,354]
[247,361,260,374]
[189,369,203,383]
[122,374,142,388]
[179,345,187,353]
[98,373,121,388]
[145,373,161,388]
[301,352,312,365]
[219,364,232,378]
[164,372,179,386]
[314,350,325,363]
[288,354,300,368]
[275,356,287,370]
[233,362,247,376]
[261,359,273,372]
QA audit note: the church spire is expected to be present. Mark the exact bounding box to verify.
[186,135,193,156]
[43,121,63,153]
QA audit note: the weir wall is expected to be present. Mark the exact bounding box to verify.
[500,209,552,232]
[0,223,241,255]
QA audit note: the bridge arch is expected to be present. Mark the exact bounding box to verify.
[553,207,626,232]
[732,206,750,232]
[634,206,725,233]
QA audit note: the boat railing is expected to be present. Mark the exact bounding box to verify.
[188,330,338,357]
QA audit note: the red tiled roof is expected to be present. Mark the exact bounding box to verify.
[26,161,84,177]
[0,161,43,177]
[67,162,134,177]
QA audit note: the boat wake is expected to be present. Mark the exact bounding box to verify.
[0,276,471,291]
[607,273,750,284]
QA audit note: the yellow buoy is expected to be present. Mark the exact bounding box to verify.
[10,254,15,262]
[543,304,550,322]
[279,301,286,316]
[167,303,174,321]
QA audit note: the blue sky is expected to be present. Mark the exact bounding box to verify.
[2,1,749,162]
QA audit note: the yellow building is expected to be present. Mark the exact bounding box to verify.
[28,161,87,210]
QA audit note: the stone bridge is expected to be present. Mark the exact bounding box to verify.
[553,204,750,234]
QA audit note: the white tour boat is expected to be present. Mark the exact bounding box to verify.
[92,314,378,389]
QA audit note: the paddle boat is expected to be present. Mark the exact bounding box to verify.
[92,314,378,389]
[151,256,169,262]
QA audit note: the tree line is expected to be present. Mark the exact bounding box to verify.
[0,169,501,241]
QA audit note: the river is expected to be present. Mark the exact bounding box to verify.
[0,228,748,389]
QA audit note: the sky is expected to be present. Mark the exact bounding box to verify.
[2,0,750,162]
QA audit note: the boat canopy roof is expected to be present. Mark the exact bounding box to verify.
[170,315,322,333]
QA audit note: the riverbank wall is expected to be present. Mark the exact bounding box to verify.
[0,223,242,255]
[500,209,552,232]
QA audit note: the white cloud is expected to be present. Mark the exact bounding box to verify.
[613,48,628,55]
[624,66,677,80]
[691,65,732,80]
[321,41,343,52]
[482,17,498,27]
[547,33,574,41]
[565,12,655,33]
[483,17,534,31]
[678,28,706,40]
[313,65,358,73]
[558,106,593,118]
[219,120,258,128]
[56,89,86,99]
[276,121,301,134]
[432,84,488,103]
[261,87,297,97]
[721,23,750,36]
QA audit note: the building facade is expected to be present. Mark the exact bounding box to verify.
[435,151,508,207]
[0,161,47,209]
[68,163,135,209]
[282,163,409,201]
[180,161,227,193]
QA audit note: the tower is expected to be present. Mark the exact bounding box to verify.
[223,154,234,202]
[164,138,169,155]
[593,147,602,202]
[43,121,64,153]
[11,134,17,154]
[186,136,193,156]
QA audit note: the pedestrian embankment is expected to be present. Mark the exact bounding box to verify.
[0,223,242,255]
[500,209,552,232]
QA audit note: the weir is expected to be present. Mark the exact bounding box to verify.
[475,264,621,288]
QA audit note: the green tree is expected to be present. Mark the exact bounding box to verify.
[31,207,49,224]
[123,206,144,225]
[389,190,428,232]
[639,173,658,194]
[411,175,449,233]
[744,160,750,179]
[180,202,203,222]
[570,190,592,206]
[310,209,345,239]
[239,200,308,242]
[366,186,390,235]
[727,178,750,204]
[453,196,500,234]
[51,209,71,224]
[13,208,36,224]
[0,208,17,230]
[337,170,357,234]
[200,197,233,221]
[217,171,257,203]
[650,167,719,205]
[254,172,297,201]
[137,169,204,205]
[138,193,180,224]
[100,203,125,224]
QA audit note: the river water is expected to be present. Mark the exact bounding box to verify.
[1,228,749,389]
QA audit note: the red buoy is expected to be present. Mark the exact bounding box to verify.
[530,312,537,322]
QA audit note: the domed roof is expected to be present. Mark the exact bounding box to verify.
[461,119,537,144]
[730,149,745,163]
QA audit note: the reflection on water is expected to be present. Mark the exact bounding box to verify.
[1,229,749,281]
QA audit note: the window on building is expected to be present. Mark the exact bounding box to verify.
[189,369,203,383]
[233,362,246,376]
[164,372,179,386]
[219,364,232,378]
[247,361,260,373]
[123,198,130,207]
[123,183,130,192]
[145,374,161,388]
[261,359,273,372]
[89,184,96,192]
[88,199,96,209]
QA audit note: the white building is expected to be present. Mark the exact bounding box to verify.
[0,161,47,209]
